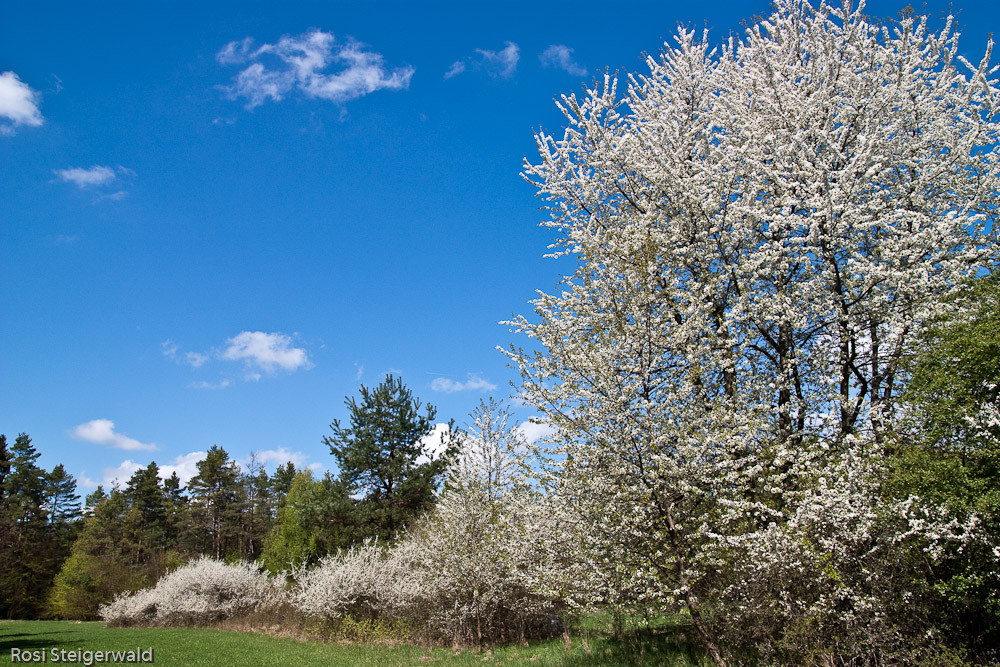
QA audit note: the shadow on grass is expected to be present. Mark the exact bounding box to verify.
[561,626,711,666]
[0,627,86,656]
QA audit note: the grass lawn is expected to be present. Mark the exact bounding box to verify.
[0,620,709,666]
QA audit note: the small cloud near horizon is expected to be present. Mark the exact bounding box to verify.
[101,451,206,488]
[71,419,157,452]
[430,374,497,394]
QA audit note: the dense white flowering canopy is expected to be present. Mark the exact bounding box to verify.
[506,0,999,661]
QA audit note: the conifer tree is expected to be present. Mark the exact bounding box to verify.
[325,375,456,542]
[188,446,243,559]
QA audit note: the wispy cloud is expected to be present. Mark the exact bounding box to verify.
[446,42,519,80]
[222,330,312,377]
[54,165,116,188]
[0,71,43,135]
[71,419,157,452]
[430,374,497,394]
[163,340,213,369]
[185,351,209,368]
[54,165,134,201]
[218,30,414,110]
[165,332,311,383]
[96,190,128,202]
[443,61,465,79]
[539,45,587,76]
[189,379,230,390]
[475,42,519,78]
[161,339,179,358]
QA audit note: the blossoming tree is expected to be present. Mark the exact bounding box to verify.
[506,0,999,662]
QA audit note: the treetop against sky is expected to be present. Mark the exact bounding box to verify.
[2,0,998,492]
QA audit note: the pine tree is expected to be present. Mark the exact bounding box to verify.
[123,463,167,564]
[240,454,274,560]
[46,465,80,526]
[269,461,297,511]
[0,434,77,619]
[188,446,243,559]
[324,375,456,542]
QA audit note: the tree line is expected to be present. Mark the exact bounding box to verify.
[1,374,455,620]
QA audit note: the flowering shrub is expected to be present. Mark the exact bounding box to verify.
[290,401,566,644]
[691,435,991,664]
[99,557,284,627]
[290,540,407,621]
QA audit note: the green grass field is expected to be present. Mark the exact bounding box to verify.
[0,620,708,666]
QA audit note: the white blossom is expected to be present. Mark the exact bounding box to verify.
[506,0,999,662]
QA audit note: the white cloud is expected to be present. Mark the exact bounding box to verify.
[78,473,98,490]
[216,37,254,65]
[474,42,519,78]
[0,71,43,134]
[430,374,497,394]
[163,341,210,368]
[218,30,414,109]
[70,419,157,452]
[249,447,308,470]
[54,165,116,188]
[222,331,312,375]
[102,460,143,488]
[354,363,364,381]
[189,379,230,390]
[517,418,556,445]
[102,451,206,489]
[186,351,209,368]
[539,45,587,76]
[159,451,206,486]
[96,190,128,202]
[416,422,453,465]
[443,61,465,79]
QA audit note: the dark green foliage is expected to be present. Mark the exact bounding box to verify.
[240,457,275,561]
[883,275,1000,659]
[123,463,168,564]
[188,446,244,560]
[46,465,80,526]
[324,375,456,542]
[46,479,180,620]
[270,462,297,507]
[903,275,1000,452]
[0,433,79,619]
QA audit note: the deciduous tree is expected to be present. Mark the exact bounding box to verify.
[507,0,1000,661]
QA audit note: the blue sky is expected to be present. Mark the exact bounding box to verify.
[3,0,998,492]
